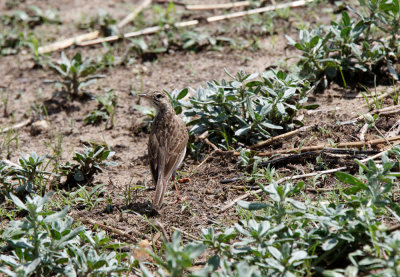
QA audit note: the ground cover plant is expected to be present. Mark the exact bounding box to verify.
[286,0,400,87]
[1,0,400,276]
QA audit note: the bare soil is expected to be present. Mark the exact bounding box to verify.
[1,0,399,248]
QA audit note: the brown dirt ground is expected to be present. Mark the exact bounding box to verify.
[1,0,399,253]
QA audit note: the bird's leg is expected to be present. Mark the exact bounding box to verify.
[173,180,182,203]
[170,175,182,203]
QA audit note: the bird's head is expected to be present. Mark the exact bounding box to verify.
[139,91,172,112]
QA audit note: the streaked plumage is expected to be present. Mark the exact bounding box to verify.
[140,91,188,210]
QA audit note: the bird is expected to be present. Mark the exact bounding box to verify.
[139,90,189,210]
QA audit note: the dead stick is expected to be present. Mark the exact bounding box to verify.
[250,124,314,149]
[77,21,200,46]
[154,219,170,241]
[80,218,139,242]
[341,104,400,125]
[360,140,400,163]
[207,0,313,22]
[357,104,400,121]
[194,150,216,171]
[239,135,400,157]
[186,1,250,10]
[38,0,151,54]
[75,0,312,48]
[38,31,100,54]
[1,117,33,133]
[220,166,346,212]
[171,226,198,240]
[117,0,152,29]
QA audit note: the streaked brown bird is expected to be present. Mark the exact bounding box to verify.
[139,91,189,210]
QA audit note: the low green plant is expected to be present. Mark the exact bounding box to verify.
[0,192,128,276]
[49,52,104,99]
[123,178,146,206]
[0,29,27,55]
[183,69,316,150]
[126,38,167,62]
[141,148,400,276]
[0,5,60,28]
[85,90,118,128]
[0,88,9,117]
[68,183,106,210]
[0,128,19,159]
[77,9,117,36]
[141,231,207,277]
[59,143,117,186]
[286,1,400,87]
[26,35,48,68]
[15,152,50,194]
[0,162,14,195]
[360,78,384,110]
[152,2,177,27]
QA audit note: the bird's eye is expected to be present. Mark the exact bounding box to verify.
[156,94,163,99]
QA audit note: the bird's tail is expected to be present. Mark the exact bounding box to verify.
[153,178,168,210]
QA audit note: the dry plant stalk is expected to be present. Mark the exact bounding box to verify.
[250,124,315,149]
[239,134,400,157]
[79,217,139,243]
[1,117,33,133]
[47,0,313,49]
[38,0,152,54]
[186,1,250,10]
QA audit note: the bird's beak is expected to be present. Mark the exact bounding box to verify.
[139,93,150,99]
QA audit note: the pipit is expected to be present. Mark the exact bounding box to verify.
[140,91,189,210]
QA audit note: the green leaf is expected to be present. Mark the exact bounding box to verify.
[322,237,338,251]
[335,172,366,188]
[177,88,188,100]
[186,243,207,260]
[10,193,27,210]
[43,207,69,223]
[237,200,268,210]
[25,258,41,275]
[322,270,345,277]
[235,126,251,136]
[140,264,155,277]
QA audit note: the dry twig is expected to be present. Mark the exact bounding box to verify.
[79,217,139,243]
[171,226,198,241]
[250,124,315,149]
[207,0,312,22]
[70,0,312,48]
[38,0,152,53]
[1,117,33,133]
[186,1,250,10]
[244,134,400,157]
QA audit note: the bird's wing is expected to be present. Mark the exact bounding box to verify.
[163,117,189,181]
[148,130,161,185]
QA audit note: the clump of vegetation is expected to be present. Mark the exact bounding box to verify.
[286,0,400,87]
[85,89,118,128]
[0,5,60,28]
[0,29,27,55]
[77,9,118,36]
[0,153,50,196]
[142,149,400,276]
[49,52,104,99]
[174,70,315,150]
[0,193,129,276]
[0,6,60,56]
[59,143,117,187]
